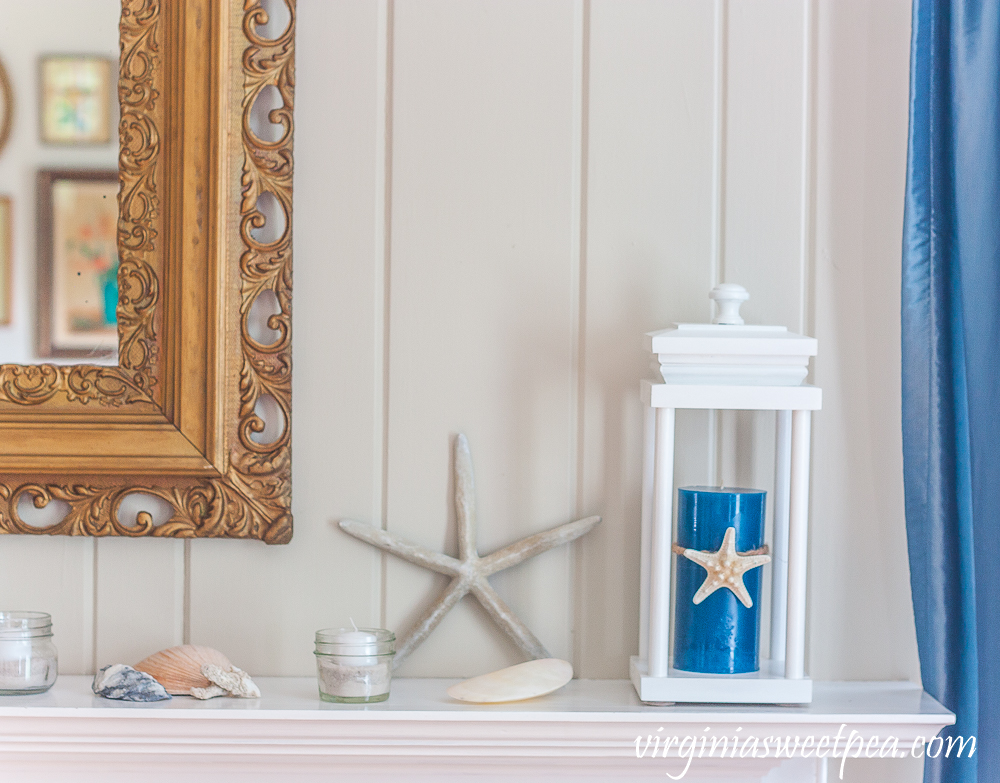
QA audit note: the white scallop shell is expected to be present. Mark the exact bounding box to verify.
[446,658,573,704]
[134,645,233,695]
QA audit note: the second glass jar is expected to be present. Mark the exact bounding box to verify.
[314,628,394,703]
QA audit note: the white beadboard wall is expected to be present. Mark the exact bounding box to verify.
[0,2,924,775]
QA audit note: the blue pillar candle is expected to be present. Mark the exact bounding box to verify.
[673,486,767,675]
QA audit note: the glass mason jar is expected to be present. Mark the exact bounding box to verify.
[0,612,58,695]
[314,628,394,704]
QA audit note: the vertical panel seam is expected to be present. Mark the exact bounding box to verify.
[571,0,591,675]
[799,0,818,677]
[378,0,396,630]
[182,539,191,644]
[91,540,99,674]
[574,2,591,523]
[799,0,818,340]
[710,0,729,484]
[710,0,729,292]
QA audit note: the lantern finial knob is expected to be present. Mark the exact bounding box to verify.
[710,283,750,325]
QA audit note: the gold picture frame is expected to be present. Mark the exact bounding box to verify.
[39,55,113,145]
[0,0,295,543]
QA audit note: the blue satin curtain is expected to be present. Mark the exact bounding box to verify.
[902,1,1000,782]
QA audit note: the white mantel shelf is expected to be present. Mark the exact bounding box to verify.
[0,677,952,782]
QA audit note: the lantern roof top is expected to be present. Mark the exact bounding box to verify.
[646,322,818,357]
[646,285,817,386]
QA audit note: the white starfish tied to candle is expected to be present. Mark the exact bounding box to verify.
[677,527,771,608]
[339,434,600,669]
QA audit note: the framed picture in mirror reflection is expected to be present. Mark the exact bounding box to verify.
[36,169,118,358]
[39,55,112,145]
[0,196,10,325]
[0,55,12,157]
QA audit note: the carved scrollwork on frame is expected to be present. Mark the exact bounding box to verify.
[0,473,290,543]
[0,364,152,407]
[116,0,163,394]
[0,361,154,407]
[232,0,294,537]
[0,0,295,543]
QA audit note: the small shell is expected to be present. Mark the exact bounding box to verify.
[134,645,233,695]
[190,664,261,700]
[447,658,573,704]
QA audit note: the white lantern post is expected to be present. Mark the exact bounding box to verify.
[630,284,820,704]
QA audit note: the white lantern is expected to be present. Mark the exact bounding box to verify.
[631,284,820,704]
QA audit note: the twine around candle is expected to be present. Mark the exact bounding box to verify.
[672,543,769,557]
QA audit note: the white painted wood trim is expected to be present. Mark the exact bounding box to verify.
[0,676,952,732]
[770,409,792,668]
[0,678,952,782]
[631,657,812,705]
[644,381,822,411]
[785,410,812,679]
[648,407,675,677]
[638,404,656,663]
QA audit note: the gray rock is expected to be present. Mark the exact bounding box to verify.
[93,664,171,702]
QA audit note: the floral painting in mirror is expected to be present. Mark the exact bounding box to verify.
[0,196,10,325]
[39,55,113,145]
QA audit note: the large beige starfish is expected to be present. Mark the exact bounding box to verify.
[678,527,770,608]
[339,434,600,669]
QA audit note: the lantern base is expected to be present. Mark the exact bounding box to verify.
[630,656,813,705]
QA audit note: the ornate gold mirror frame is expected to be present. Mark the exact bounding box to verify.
[0,0,294,543]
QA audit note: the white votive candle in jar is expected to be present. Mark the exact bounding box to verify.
[314,627,394,703]
[332,630,378,665]
[0,639,32,663]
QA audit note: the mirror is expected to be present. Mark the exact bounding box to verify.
[0,2,121,363]
[0,0,295,543]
